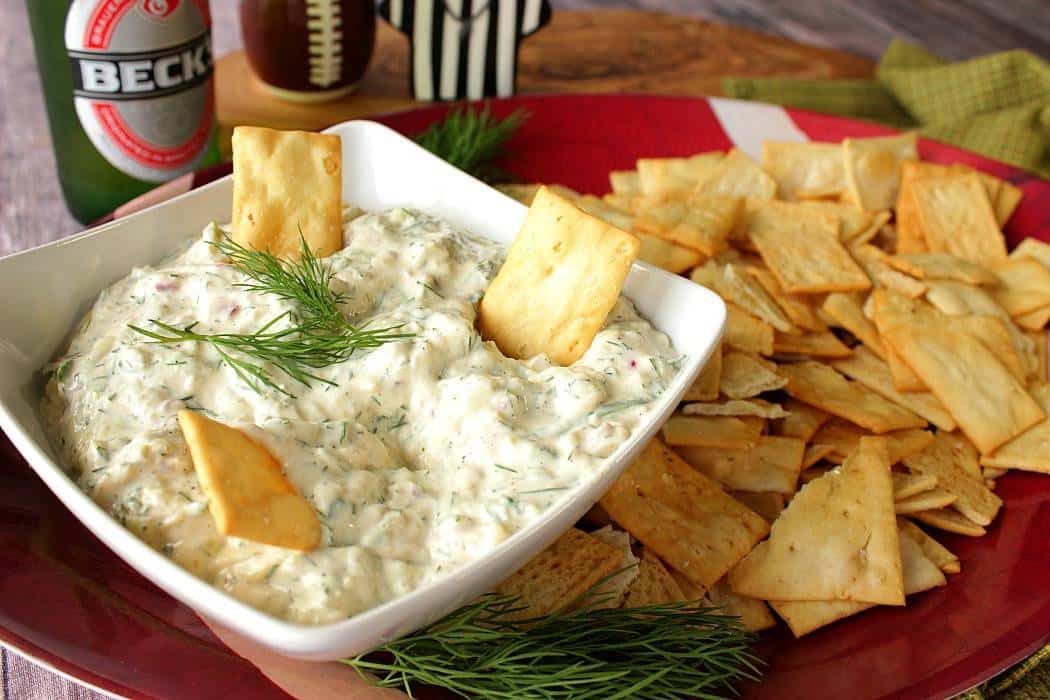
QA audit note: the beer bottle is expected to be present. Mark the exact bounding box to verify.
[27,0,221,224]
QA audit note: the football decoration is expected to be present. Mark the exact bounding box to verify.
[240,0,377,102]
[378,0,552,101]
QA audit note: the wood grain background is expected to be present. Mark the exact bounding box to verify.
[1,0,1047,256]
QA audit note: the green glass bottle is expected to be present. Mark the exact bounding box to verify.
[26,0,221,224]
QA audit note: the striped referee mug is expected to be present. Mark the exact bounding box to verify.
[240,0,377,103]
[379,0,552,101]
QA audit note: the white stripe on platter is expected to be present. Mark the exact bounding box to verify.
[708,98,810,161]
[496,0,518,96]
[412,0,435,100]
[439,0,463,99]
[466,2,490,99]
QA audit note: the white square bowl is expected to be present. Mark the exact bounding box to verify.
[0,121,724,661]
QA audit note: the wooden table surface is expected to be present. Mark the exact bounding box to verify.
[2,1,1048,256]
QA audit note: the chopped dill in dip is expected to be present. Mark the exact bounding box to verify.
[42,208,680,624]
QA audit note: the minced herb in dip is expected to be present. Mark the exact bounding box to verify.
[42,208,680,624]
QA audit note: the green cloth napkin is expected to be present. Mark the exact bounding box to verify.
[723,39,1050,178]
[725,38,1050,699]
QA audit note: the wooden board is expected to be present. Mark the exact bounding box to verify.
[217,9,875,132]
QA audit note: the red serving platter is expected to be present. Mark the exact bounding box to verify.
[1,94,1048,700]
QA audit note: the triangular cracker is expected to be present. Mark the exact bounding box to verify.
[730,437,904,605]
[770,523,944,637]
[718,351,787,399]
[177,410,320,550]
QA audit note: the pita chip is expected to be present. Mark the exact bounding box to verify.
[912,508,987,537]
[774,398,831,442]
[842,132,918,211]
[720,265,794,332]
[232,126,343,260]
[622,549,687,608]
[747,266,828,332]
[771,524,945,637]
[897,517,959,574]
[682,399,789,419]
[661,415,765,449]
[902,432,1002,525]
[634,195,740,255]
[823,292,886,358]
[730,437,903,605]
[478,186,640,365]
[831,346,956,431]
[910,173,1007,265]
[719,351,787,399]
[749,212,871,294]
[1010,238,1050,270]
[892,472,938,501]
[730,491,786,523]
[803,443,836,470]
[177,410,320,550]
[637,153,724,196]
[761,141,845,200]
[609,170,642,195]
[981,383,1050,475]
[707,576,777,632]
[724,302,775,356]
[695,149,777,199]
[683,344,722,401]
[600,440,769,590]
[887,253,998,286]
[773,331,854,358]
[587,526,640,609]
[894,487,957,515]
[676,435,805,495]
[881,321,1043,453]
[495,528,625,617]
[991,257,1050,317]
[779,361,926,434]
[635,232,704,274]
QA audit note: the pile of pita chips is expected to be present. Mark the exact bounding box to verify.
[512,132,1048,638]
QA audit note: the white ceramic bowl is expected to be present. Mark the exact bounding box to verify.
[0,121,724,661]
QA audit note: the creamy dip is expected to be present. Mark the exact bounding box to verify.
[42,208,680,624]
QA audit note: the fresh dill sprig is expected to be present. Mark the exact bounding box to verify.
[415,104,528,182]
[129,234,411,397]
[345,594,762,699]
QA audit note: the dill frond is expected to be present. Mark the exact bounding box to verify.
[415,104,528,182]
[129,234,411,397]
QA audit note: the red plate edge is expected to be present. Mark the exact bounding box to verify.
[0,94,1046,700]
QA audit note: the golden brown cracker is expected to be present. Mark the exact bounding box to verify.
[177,409,320,550]
[232,126,343,259]
[478,186,640,365]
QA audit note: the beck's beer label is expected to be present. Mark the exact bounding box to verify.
[64,0,215,182]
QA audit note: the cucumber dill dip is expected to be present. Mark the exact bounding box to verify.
[42,207,680,624]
